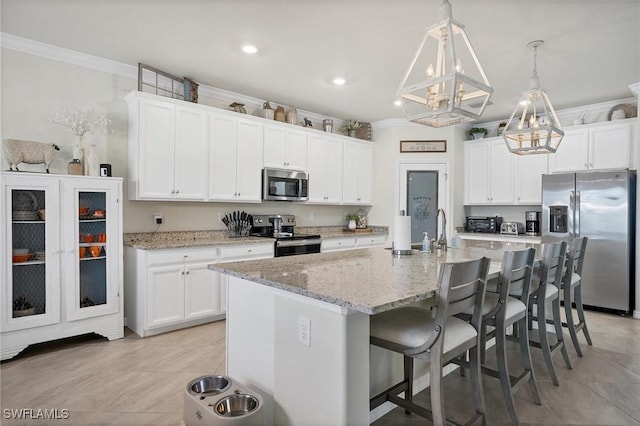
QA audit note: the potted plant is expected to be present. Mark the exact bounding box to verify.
[343,120,362,137]
[345,212,359,230]
[468,127,487,140]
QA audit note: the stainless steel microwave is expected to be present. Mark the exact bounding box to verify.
[262,168,309,201]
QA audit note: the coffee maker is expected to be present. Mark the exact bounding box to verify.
[525,211,541,236]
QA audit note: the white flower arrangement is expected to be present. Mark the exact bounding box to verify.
[48,107,111,137]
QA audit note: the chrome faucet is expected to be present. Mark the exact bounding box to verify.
[436,208,447,251]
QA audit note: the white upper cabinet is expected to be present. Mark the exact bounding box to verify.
[549,120,634,173]
[126,91,370,205]
[307,134,343,204]
[515,153,548,204]
[464,138,515,204]
[174,107,210,199]
[127,94,209,201]
[263,123,308,171]
[343,140,373,205]
[209,114,263,202]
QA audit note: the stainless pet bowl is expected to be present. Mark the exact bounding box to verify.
[214,393,260,417]
[187,375,231,396]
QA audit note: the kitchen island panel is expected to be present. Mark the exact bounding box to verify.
[227,275,369,426]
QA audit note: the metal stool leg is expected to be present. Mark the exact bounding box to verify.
[552,297,572,369]
[564,287,583,357]
[518,316,541,405]
[536,299,560,386]
[574,284,593,346]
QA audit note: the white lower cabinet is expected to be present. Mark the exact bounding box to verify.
[124,241,274,337]
[355,234,388,248]
[1,173,123,361]
[125,246,222,337]
[322,234,387,252]
[321,237,357,252]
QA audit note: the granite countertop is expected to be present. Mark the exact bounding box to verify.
[209,241,539,315]
[124,226,388,250]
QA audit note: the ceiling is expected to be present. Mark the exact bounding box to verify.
[2,0,639,124]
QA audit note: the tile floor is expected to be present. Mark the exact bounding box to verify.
[1,310,639,425]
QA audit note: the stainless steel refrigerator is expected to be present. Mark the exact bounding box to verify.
[542,170,636,314]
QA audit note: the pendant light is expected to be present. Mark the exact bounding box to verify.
[503,40,564,155]
[397,0,493,127]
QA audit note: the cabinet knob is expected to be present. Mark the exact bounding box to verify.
[237,193,240,197]
[248,249,252,252]
[186,270,190,275]
[175,190,180,194]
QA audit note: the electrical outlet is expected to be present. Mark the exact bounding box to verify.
[297,317,311,346]
[154,213,163,225]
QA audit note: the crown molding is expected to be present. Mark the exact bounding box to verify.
[474,96,638,131]
[1,32,138,79]
[0,32,342,125]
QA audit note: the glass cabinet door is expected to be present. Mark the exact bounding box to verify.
[63,179,120,321]
[1,176,61,331]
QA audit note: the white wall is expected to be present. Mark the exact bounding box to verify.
[368,121,466,243]
[1,48,363,233]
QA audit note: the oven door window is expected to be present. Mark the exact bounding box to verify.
[269,178,299,198]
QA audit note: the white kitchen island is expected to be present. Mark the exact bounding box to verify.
[209,243,537,425]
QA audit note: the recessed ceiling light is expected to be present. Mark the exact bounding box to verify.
[332,77,346,86]
[242,45,258,54]
[394,100,402,107]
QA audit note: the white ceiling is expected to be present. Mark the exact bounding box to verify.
[2,0,639,124]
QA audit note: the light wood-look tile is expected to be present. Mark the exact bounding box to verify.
[2,311,640,425]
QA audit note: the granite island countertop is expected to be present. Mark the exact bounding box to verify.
[209,241,539,315]
[124,226,388,250]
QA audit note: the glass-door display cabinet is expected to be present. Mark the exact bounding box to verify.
[1,172,123,360]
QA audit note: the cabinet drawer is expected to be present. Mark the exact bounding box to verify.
[146,246,219,266]
[321,237,357,252]
[219,243,274,261]
[356,234,388,247]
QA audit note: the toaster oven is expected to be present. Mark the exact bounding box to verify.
[465,216,503,233]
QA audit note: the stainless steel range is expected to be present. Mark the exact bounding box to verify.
[250,214,321,257]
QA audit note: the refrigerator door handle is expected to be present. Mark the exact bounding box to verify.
[569,191,575,238]
[575,190,580,237]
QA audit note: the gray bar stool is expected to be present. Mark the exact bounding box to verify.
[457,248,541,425]
[528,241,573,386]
[369,257,490,426]
[561,237,592,357]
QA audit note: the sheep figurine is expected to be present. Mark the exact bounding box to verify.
[3,139,60,173]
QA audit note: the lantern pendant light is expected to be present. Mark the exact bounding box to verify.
[503,40,564,155]
[397,0,493,127]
